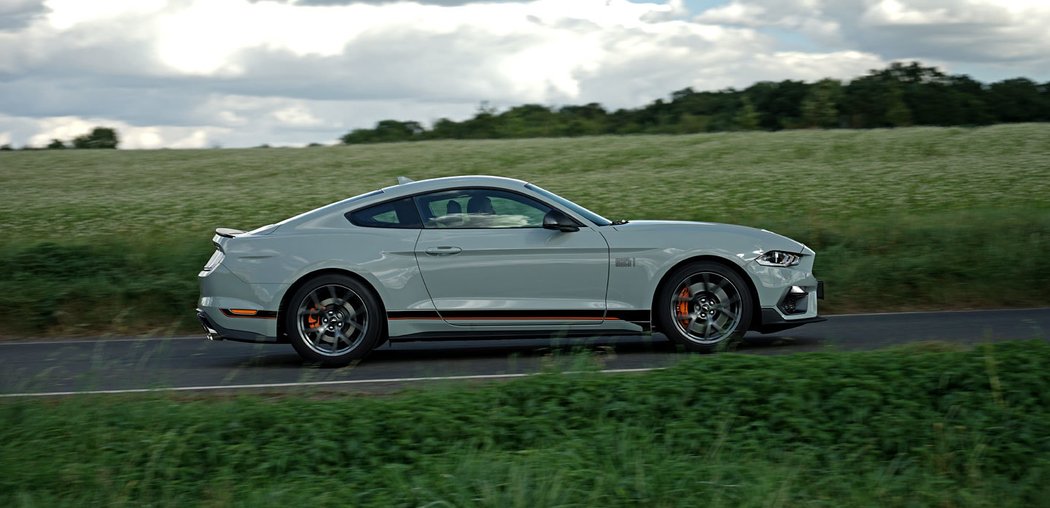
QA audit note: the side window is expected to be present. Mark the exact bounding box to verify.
[414,188,552,229]
[346,197,422,229]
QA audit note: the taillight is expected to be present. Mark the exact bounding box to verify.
[201,250,224,272]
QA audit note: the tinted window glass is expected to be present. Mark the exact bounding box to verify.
[347,197,422,229]
[415,188,552,229]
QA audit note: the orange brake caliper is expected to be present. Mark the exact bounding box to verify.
[305,308,319,329]
[677,288,691,326]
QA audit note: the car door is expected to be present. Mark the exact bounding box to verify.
[413,187,610,326]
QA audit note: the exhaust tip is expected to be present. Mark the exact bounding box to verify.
[196,309,225,341]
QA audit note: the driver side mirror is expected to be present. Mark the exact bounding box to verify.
[543,209,579,232]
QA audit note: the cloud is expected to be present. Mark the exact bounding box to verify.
[288,0,524,5]
[13,115,225,149]
[0,0,46,31]
[694,0,1050,64]
[0,0,1046,148]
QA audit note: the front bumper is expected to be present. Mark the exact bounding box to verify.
[754,279,825,333]
[754,309,826,333]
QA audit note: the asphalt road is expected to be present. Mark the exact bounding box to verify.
[2,308,1048,397]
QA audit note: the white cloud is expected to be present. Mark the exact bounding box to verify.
[27,116,98,145]
[43,0,166,31]
[21,115,228,149]
[862,0,958,25]
[273,105,323,126]
[693,1,766,26]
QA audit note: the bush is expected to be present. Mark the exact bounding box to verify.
[72,127,119,149]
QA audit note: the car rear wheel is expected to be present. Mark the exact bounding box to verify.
[656,261,753,352]
[285,274,383,366]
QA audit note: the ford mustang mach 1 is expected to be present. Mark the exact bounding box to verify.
[197,176,823,365]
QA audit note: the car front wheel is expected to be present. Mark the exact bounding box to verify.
[656,261,753,352]
[285,274,383,366]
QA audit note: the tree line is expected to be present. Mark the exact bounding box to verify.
[340,62,1050,144]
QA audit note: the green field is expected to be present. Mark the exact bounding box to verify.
[2,341,1048,506]
[1,124,1049,336]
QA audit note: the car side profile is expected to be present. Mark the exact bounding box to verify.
[197,175,823,366]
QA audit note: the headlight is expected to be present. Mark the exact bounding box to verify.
[756,250,800,267]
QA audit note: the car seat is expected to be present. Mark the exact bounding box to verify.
[466,196,494,215]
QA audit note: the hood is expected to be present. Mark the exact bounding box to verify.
[610,220,809,255]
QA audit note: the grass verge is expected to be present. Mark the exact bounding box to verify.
[2,341,1049,506]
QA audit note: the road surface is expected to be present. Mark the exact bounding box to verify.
[1,308,1047,397]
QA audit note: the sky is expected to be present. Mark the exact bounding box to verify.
[1,0,1048,149]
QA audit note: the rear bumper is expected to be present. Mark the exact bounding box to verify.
[198,262,284,342]
[196,309,277,343]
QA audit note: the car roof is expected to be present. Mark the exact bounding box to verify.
[379,175,529,197]
[271,175,534,230]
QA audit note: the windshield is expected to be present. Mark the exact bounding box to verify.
[525,183,612,226]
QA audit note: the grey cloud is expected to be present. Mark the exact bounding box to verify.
[831,1,1048,64]
[0,18,167,81]
[696,0,1050,67]
[0,0,46,31]
[852,22,1027,63]
[0,78,206,125]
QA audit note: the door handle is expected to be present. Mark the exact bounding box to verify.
[425,246,462,256]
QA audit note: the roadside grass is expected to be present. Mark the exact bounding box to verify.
[1,341,1048,506]
[1,124,1048,335]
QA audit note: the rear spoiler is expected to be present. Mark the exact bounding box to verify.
[212,228,245,252]
[215,227,245,238]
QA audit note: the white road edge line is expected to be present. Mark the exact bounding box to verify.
[0,367,663,398]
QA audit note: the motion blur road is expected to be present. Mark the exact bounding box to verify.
[2,308,1048,397]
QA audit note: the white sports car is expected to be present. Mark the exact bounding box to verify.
[198,176,824,366]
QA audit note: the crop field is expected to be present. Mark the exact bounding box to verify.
[2,341,1048,506]
[1,123,1049,336]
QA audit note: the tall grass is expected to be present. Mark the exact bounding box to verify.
[2,341,1048,506]
[1,124,1048,335]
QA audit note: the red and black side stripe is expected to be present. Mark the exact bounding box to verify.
[387,309,649,327]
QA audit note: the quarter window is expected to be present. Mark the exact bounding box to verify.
[347,197,422,229]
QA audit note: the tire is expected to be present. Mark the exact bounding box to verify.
[284,274,383,366]
[655,261,753,353]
